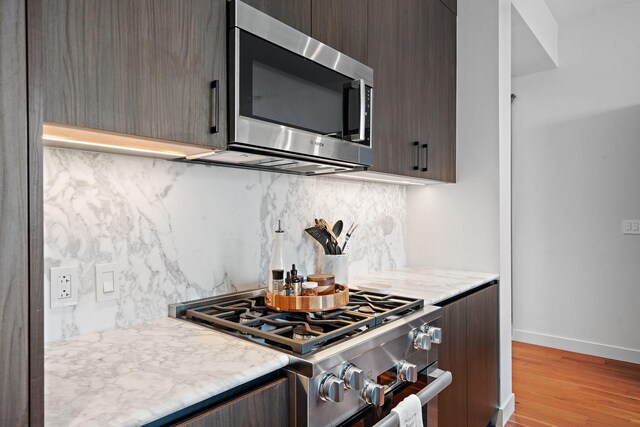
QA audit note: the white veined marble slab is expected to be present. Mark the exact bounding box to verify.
[350,267,499,304]
[44,318,290,427]
[43,147,407,342]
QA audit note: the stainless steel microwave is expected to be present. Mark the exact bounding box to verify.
[192,0,373,175]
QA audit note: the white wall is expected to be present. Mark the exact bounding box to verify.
[512,2,640,364]
[407,0,514,421]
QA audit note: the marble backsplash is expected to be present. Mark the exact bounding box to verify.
[44,148,407,342]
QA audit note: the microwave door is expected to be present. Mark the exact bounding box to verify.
[238,30,347,140]
[343,79,366,142]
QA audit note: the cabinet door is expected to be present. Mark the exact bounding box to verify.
[440,0,458,15]
[368,0,417,176]
[368,0,456,181]
[311,0,368,65]
[242,0,311,35]
[0,0,29,423]
[177,377,288,427]
[466,284,499,426]
[44,0,227,149]
[438,298,468,427]
[416,0,457,182]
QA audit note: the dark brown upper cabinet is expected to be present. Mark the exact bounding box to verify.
[242,0,311,35]
[368,0,423,176]
[440,0,457,15]
[311,0,369,66]
[367,0,457,182]
[416,0,457,182]
[43,0,228,149]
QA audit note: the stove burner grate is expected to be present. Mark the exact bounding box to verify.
[180,289,423,354]
[292,325,323,340]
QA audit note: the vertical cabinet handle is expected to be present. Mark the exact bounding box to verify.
[422,143,428,172]
[210,80,220,134]
[413,141,420,170]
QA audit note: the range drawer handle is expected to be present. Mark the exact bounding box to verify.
[373,369,453,427]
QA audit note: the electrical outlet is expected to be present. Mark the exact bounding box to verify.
[50,266,79,308]
[58,274,72,298]
[622,220,640,235]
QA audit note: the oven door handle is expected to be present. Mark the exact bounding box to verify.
[373,369,453,427]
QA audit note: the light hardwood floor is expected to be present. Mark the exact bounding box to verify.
[506,341,640,427]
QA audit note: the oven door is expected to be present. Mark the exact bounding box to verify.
[229,1,373,166]
[339,364,452,427]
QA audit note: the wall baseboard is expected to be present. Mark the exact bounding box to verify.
[513,329,640,364]
[496,393,515,427]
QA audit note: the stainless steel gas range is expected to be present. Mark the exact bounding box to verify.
[169,289,452,427]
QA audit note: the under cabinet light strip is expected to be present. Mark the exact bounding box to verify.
[337,173,434,186]
[42,136,186,157]
[42,123,217,159]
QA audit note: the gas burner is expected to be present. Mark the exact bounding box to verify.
[358,305,381,315]
[238,311,263,335]
[239,311,262,323]
[292,325,323,340]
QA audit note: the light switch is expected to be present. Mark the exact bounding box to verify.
[102,271,115,293]
[96,263,119,302]
[622,220,640,235]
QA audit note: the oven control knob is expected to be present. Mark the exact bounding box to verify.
[413,326,442,350]
[360,379,385,406]
[421,325,442,344]
[397,360,418,383]
[341,364,365,390]
[319,374,345,403]
[413,330,432,350]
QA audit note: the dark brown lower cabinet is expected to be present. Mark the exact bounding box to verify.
[438,283,499,427]
[466,284,499,426]
[175,377,288,427]
[439,297,468,427]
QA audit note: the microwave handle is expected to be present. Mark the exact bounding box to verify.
[344,79,366,142]
[372,369,453,427]
[356,78,366,142]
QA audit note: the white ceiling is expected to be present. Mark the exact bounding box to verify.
[544,0,640,23]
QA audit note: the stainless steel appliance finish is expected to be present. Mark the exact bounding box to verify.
[169,289,446,426]
[374,369,453,427]
[188,0,374,176]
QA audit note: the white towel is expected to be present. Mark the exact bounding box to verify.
[391,394,423,427]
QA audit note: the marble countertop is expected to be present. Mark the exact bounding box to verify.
[44,318,290,427]
[44,267,496,427]
[351,267,499,304]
